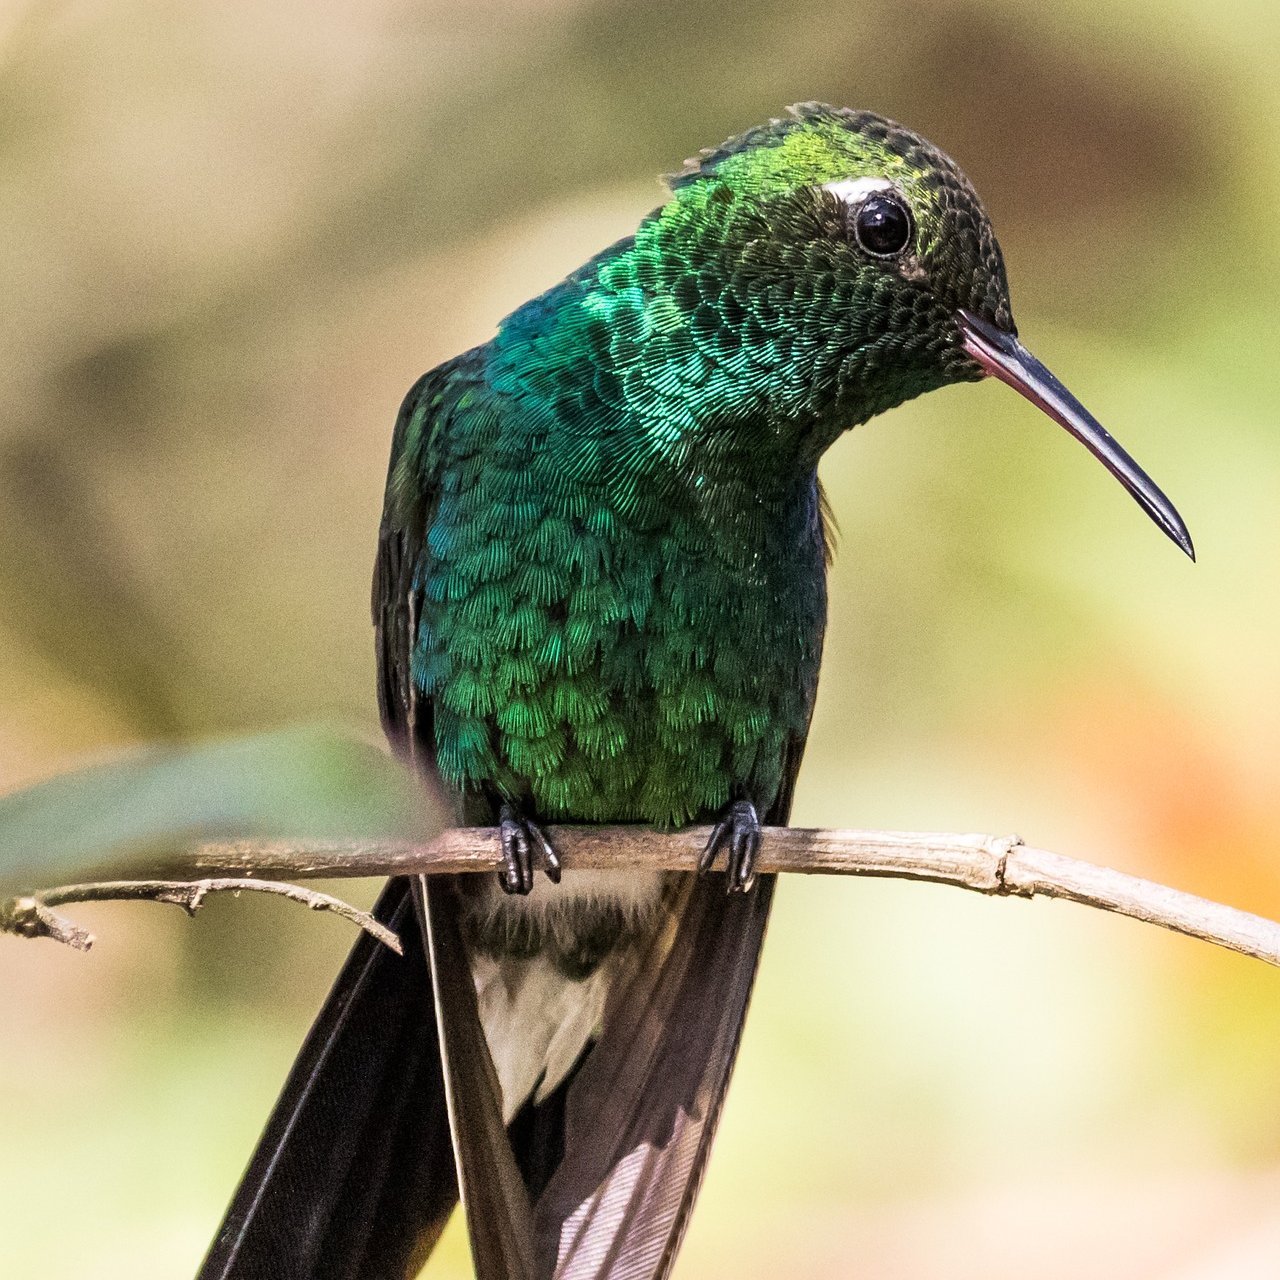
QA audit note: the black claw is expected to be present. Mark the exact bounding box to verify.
[498,805,559,895]
[698,814,731,875]
[531,823,562,884]
[699,799,762,894]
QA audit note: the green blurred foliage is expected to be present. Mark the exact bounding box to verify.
[2,0,1279,1276]
[0,724,439,891]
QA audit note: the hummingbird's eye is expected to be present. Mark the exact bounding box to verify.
[853,194,913,258]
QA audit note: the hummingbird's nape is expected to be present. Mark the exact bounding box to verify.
[957,309,1195,560]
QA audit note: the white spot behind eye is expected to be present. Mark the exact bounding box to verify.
[820,176,897,206]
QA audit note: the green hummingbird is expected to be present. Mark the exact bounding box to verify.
[200,104,1191,1280]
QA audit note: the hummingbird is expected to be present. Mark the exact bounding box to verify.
[199,104,1192,1280]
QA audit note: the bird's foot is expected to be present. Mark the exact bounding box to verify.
[498,804,561,895]
[698,799,762,894]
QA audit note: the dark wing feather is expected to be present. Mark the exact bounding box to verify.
[417,877,540,1278]
[200,369,469,1280]
[374,366,453,766]
[376,358,544,1275]
[534,875,774,1280]
[379,362,546,1272]
[197,879,455,1280]
[380,360,545,1273]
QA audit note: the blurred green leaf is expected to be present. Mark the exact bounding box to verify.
[0,724,443,892]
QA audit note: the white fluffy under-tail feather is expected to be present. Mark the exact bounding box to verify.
[468,870,667,1122]
[472,950,613,1122]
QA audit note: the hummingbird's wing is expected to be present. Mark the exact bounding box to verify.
[199,367,466,1280]
[374,365,453,768]
[426,864,777,1280]
[196,877,457,1280]
[533,872,775,1280]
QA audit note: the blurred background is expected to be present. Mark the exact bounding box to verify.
[2,0,1280,1275]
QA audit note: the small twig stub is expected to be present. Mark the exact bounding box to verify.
[0,894,95,951]
[2,877,401,955]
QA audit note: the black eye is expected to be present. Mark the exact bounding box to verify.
[853,194,913,258]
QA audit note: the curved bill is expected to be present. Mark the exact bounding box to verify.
[957,309,1194,561]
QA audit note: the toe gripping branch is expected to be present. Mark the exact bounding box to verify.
[498,804,562,895]
[698,799,762,894]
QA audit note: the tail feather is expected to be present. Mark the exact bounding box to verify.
[197,878,456,1280]
[202,870,775,1280]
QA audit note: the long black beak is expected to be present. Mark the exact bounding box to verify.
[956,309,1194,561]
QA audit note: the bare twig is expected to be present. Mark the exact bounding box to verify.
[192,826,1280,970]
[4,826,1279,971]
[0,878,402,954]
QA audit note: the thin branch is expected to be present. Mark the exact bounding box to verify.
[0,878,402,954]
[4,826,1279,971]
[189,826,1280,970]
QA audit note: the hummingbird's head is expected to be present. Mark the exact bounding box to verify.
[670,102,1012,373]
[654,103,1192,557]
